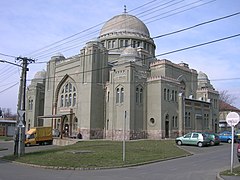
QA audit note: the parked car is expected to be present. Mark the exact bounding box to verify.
[205,132,220,146]
[218,131,238,143]
[235,129,240,141]
[237,143,240,162]
[175,132,210,147]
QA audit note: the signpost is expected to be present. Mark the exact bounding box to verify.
[17,110,25,157]
[226,112,240,173]
[123,111,127,162]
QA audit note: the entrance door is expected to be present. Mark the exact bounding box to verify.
[165,121,169,138]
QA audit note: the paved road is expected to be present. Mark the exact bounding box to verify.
[0,141,239,180]
[0,140,58,157]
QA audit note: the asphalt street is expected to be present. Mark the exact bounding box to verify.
[0,141,239,180]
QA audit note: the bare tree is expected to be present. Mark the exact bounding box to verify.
[219,90,236,105]
[219,90,237,110]
[1,108,17,119]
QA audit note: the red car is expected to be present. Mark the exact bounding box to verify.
[237,143,240,162]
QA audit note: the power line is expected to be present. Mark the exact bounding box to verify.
[128,0,158,13]
[152,11,240,39]
[0,52,16,58]
[137,0,184,18]
[156,33,240,57]
[26,0,212,59]
[0,82,19,94]
[0,81,20,87]
[144,0,216,24]
[26,0,162,57]
[29,32,240,85]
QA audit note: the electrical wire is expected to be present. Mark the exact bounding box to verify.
[156,33,240,57]
[0,52,16,58]
[26,0,211,59]
[29,32,240,84]
[152,11,240,39]
[25,0,161,57]
[0,82,19,94]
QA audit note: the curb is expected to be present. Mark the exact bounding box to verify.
[1,153,192,171]
[216,173,224,180]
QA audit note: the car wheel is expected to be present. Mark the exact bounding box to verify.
[227,139,232,144]
[25,143,30,147]
[177,140,182,146]
[210,140,214,146]
[197,142,203,147]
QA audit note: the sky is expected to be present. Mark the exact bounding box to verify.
[0,0,240,113]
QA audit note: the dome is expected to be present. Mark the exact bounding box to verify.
[198,71,208,80]
[120,46,139,57]
[34,70,46,79]
[99,14,150,38]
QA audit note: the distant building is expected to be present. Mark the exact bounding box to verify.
[219,100,240,131]
[0,119,16,136]
[26,12,219,140]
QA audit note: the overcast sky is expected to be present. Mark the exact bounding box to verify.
[0,0,240,113]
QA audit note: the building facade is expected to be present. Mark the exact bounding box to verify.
[26,12,219,140]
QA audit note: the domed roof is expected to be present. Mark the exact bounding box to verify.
[120,47,139,57]
[99,14,150,38]
[34,70,46,79]
[198,71,208,80]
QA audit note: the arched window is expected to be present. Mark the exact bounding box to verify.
[175,91,177,102]
[65,84,68,93]
[172,116,175,127]
[116,86,124,104]
[120,88,124,103]
[112,40,115,48]
[125,40,128,47]
[108,41,111,49]
[120,40,124,47]
[137,41,141,47]
[136,86,143,104]
[139,88,143,103]
[69,83,72,92]
[136,88,139,103]
[166,114,169,121]
[132,40,136,48]
[167,89,170,101]
[164,88,166,100]
[69,94,72,106]
[60,95,64,107]
[73,93,76,106]
[116,88,120,103]
[60,82,77,107]
[172,90,175,101]
[175,116,178,127]
[65,94,68,107]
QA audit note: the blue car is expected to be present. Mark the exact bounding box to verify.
[218,131,238,143]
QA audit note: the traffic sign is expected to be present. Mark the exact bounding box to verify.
[18,110,25,117]
[17,121,25,128]
[226,112,240,127]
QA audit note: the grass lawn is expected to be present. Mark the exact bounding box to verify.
[0,136,13,141]
[3,140,190,169]
[220,165,240,176]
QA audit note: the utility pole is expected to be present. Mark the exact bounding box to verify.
[15,57,35,156]
[14,57,35,156]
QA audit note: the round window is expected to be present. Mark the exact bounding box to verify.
[149,118,155,125]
